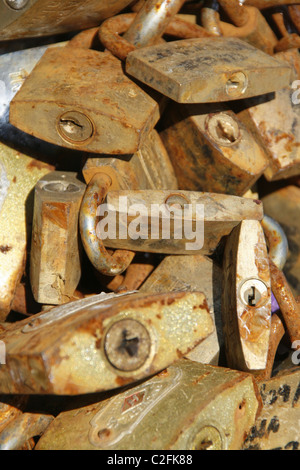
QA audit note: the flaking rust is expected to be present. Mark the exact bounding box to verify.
[0,291,214,395]
[35,360,261,450]
[0,142,53,321]
[222,220,272,374]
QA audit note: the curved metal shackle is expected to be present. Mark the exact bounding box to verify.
[261,214,289,271]
[244,0,300,9]
[79,173,135,277]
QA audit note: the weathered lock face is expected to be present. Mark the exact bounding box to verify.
[140,254,223,366]
[30,171,86,305]
[82,130,178,190]
[0,142,53,321]
[0,291,214,394]
[222,220,272,374]
[96,189,263,255]
[9,47,160,154]
[35,360,261,450]
[244,368,300,450]
[237,49,300,181]
[0,0,133,40]
[126,37,292,103]
[159,102,268,195]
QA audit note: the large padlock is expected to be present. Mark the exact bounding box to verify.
[79,184,264,276]
[8,0,188,155]
[0,142,53,321]
[35,359,262,450]
[243,367,300,450]
[237,48,300,181]
[159,101,269,195]
[222,219,272,375]
[0,291,214,394]
[217,0,278,55]
[0,0,133,41]
[29,171,86,306]
[140,254,223,366]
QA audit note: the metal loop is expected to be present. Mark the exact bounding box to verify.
[79,173,135,276]
[261,215,289,271]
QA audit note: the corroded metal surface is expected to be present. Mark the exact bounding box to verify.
[35,360,261,450]
[0,0,133,40]
[126,37,291,103]
[0,291,214,394]
[222,220,272,373]
[30,171,86,305]
[159,102,268,195]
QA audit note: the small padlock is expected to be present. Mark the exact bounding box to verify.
[35,359,261,450]
[243,367,300,450]
[140,254,223,366]
[159,101,269,195]
[222,219,272,374]
[217,0,278,55]
[0,142,53,321]
[29,171,86,306]
[238,47,300,181]
[0,0,133,40]
[0,291,214,394]
[79,184,264,277]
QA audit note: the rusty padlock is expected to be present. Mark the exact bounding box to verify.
[217,0,278,55]
[222,219,272,375]
[237,47,300,181]
[0,291,214,395]
[271,8,300,52]
[0,0,133,41]
[29,171,86,306]
[140,254,223,366]
[0,142,53,321]
[159,101,269,195]
[35,359,262,450]
[79,185,264,277]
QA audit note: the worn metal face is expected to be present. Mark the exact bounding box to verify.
[0,291,214,395]
[82,130,178,190]
[97,189,263,255]
[0,0,133,40]
[140,254,223,366]
[126,37,291,103]
[244,368,300,450]
[9,47,160,154]
[0,143,53,320]
[262,185,300,297]
[35,360,261,450]
[237,49,300,181]
[222,220,272,373]
[30,171,86,305]
[159,102,268,195]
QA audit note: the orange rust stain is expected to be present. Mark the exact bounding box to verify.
[27,160,54,171]
[44,202,68,229]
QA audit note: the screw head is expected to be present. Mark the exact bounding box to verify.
[4,0,29,9]
[206,113,241,147]
[57,111,94,144]
[239,278,269,308]
[104,319,151,372]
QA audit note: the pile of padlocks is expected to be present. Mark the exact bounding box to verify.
[1,0,300,451]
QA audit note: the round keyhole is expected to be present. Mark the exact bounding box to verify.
[57,111,94,144]
[206,113,241,147]
[226,71,248,98]
[239,279,268,308]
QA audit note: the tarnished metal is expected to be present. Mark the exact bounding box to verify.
[35,360,261,450]
[140,254,223,366]
[262,185,300,297]
[0,291,214,395]
[159,102,268,195]
[30,171,86,305]
[244,368,300,450]
[0,412,53,450]
[261,215,289,271]
[0,142,53,321]
[244,0,300,9]
[272,11,300,52]
[126,37,292,103]
[288,5,300,33]
[222,220,272,374]
[0,396,28,433]
[93,189,263,255]
[238,48,300,181]
[201,1,222,36]
[0,0,133,40]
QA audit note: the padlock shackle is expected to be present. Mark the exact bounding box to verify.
[244,0,300,8]
[218,0,249,27]
[261,215,289,271]
[99,13,213,61]
[79,173,135,276]
[0,413,53,451]
[67,27,100,49]
[201,6,222,36]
